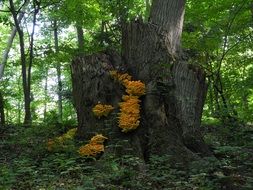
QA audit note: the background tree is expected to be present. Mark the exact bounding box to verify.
[183,0,253,123]
[8,0,41,125]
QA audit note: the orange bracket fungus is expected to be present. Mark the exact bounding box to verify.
[92,104,114,118]
[109,70,132,86]
[125,80,146,96]
[110,70,146,133]
[78,134,108,157]
[118,95,141,132]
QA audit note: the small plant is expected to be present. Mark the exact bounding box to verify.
[47,128,77,151]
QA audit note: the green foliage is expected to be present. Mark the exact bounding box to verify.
[1,0,252,124]
[0,164,16,189]
[184,0,253,122]
[1,123,252,189]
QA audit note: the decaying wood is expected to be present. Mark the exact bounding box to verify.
[71,0,212,162]
[71,49,212,160]
[71,52,123,136]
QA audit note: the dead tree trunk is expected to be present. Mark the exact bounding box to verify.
[71,0,212,161]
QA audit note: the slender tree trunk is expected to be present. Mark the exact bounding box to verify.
[209,81,215,116]
[9,0,31,126]
[72,0,212,162]
[213,75,236,122]
[43,69,48,122]
[18,100,21,124]
[0,91,5,126]
[0,22,18,79]
[100,20,105,46]
[144,0,151,22]
[6,107,9,124]
[75,2,84,50]
[27,0,40,123]
[53,20,63,124]
[56,65,62,124]
[18,76,22,124]
[0,1,28,79]
[76,24,84,50]
[0,5,26,123]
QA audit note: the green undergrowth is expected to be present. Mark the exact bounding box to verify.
[0,123,252,190]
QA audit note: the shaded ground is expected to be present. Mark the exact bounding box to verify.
[0,123,252,189]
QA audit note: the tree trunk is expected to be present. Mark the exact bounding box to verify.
[17,75,22,124]
[43,68,48,122]
[208,80,215,116]
[144,0,151,22]
[0,91,5,126]
[71,0,212,161]
[9,0,31,126]
[76,24,85,50]
[75,2,85,50]
[53,20,63,124]
[18,99,21,124]
[27,0,39,124]
[0,21,18,79]
[0,1,28,79]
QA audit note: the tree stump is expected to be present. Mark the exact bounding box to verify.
[71,0,212,162]
[71,51,212,161]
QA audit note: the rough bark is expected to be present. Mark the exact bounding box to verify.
[149,0,185,56]
[71,0,212,161]
[71,52,123,136]
[72,54,211,161]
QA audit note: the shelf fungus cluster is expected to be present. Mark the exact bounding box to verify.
[78,134,108,157]
[47,70,145,157]
[110,70,146,133]
[92,104,114,118]
[47,129,108,158]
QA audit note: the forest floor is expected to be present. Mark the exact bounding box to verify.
[0,122,252,190]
